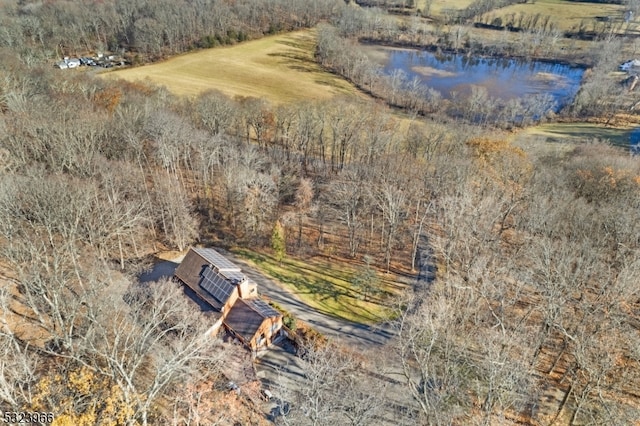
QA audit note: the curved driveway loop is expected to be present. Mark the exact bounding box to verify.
[222,247,433,423]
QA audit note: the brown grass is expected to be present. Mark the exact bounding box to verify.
[102,29,360,103]
[482,0,634,33]
[418,0,476,16]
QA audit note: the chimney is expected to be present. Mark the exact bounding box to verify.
[237,278,257,299]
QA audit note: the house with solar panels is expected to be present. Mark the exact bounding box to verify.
[174,247,283,353]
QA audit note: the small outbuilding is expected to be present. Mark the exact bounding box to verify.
[620,59,640,73]
[55,57,81,70]
[66,58,81,68]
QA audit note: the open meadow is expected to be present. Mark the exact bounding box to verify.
[481,0,634,33]
[520,122,635,147]
[417,0,475,16]
[103,29,359,102]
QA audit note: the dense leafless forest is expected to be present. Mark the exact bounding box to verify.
[0,0,639,425]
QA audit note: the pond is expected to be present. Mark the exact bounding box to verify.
[629,128,640,155]
[362,45,585,110]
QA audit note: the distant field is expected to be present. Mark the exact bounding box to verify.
[482,0,631,33]
[418,0,635,35]
[418,0,475,16]
[103,29,359,103]
[520,122,633,147]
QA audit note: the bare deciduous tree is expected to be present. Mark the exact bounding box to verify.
[84,279,226,426]
[325,172,368,258]
[151,171,199,251]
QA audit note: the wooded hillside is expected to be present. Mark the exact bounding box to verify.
[0,1,639,424]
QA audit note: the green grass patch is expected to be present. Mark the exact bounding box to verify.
[103,29,359,103]
[522,122,633,148]
[232,248,396,325]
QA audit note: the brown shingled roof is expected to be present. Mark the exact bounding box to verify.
[223,299,266,343]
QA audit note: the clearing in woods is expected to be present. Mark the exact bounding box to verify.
[417,0,475,16]
[232,248,399,325]
[418,0,636,35]
[521,122,634,148]
[481,0,633,33]
[103,29,359,103]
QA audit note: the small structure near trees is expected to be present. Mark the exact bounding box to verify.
[619,59,640,73]
[54,54,124,70]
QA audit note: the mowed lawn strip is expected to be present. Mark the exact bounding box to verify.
[232,248,395,325]
[522,122,633,148]
[102,29,359,103]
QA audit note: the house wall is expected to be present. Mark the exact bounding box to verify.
[205,317,224,337]
[237,280,257,299]
[222,287,239,317]
[249,316,283,350]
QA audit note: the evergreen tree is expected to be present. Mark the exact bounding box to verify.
[271,220,286,265]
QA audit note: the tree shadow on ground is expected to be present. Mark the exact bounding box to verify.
[267,50,317,73]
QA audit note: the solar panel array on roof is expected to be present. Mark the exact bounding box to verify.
[247,299,281,319]
[199,267,235,304]
[193,248,241,272]
[218,269,245,284]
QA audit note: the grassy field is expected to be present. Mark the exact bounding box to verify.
[417,0,475,16]
[232,248,398,325]
[520,122,633,147]
[103,29,359,103]
[482,0,630,33]
[416,0,622,29]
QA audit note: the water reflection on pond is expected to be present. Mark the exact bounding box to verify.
[363,45,585,109]
[629,128,640,155]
